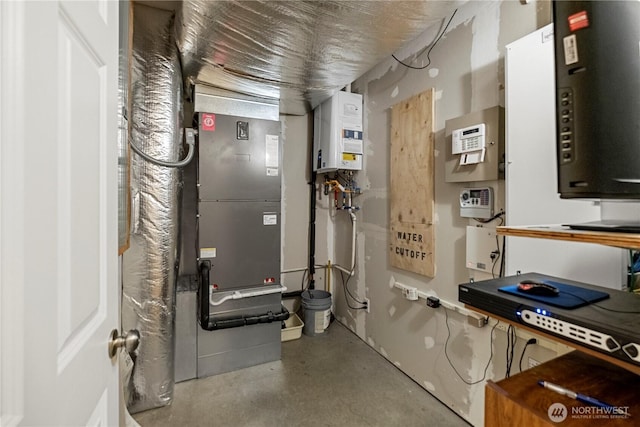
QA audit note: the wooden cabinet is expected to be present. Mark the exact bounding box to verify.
[486,351,640,427]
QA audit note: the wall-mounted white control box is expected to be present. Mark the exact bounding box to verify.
[313,91,363,173]
[444,106,504,183]
[466,226,499,273]
[452,123,486,154]
[460,187,494,219]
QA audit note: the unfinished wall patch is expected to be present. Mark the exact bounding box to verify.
[380,347,389,358]
[424,336,435,349]
[423,381,436,392]
[391,86,399,98]
[388,305,397,317]
[367,337,376,347]
[388,276,396,289]
[435,90,443,100]
[429,68,439,78]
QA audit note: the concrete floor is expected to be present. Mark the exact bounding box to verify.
[133,321,470,427]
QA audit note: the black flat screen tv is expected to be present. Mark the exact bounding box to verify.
[553,1,640,200]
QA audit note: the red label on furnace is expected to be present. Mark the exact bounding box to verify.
[568,10,589,32]
[202,113,216,131]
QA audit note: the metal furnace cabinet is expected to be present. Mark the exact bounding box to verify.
[196,112,284,378]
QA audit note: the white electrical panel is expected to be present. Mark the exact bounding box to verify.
[466,226,499,274]
[313,91,363,173]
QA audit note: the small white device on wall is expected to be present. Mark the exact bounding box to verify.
[460,187,494,219]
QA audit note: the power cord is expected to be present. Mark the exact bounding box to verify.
[339,270,367,310]
[392,9,458,70]
[505,325,517,378]
[444,309,498,385]
[490,239,501,279]
[519,338,538,372]
[499,236,506,278]
[474,211,505,225]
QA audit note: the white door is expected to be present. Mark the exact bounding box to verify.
[0,1,120,425]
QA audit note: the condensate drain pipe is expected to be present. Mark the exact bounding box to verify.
[308,168,317,289]
[334,208,357,276]
[198,261,289,331]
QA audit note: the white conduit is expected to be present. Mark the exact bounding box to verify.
[334,208,357,276]
[130,128,196,168]
[209,285,287,306]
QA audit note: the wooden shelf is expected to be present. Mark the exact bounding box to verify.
[497,225,640,250]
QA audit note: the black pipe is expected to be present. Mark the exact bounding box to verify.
[283,290,303,299]
[308,162,317,290]
[199,260,289,330]
[198,261,211,328]
[204,306,290,331]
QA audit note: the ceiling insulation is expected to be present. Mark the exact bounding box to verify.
[175,0,461,115]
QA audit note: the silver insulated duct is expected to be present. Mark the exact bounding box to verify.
[122,3,183,413]
[176,0,461,115]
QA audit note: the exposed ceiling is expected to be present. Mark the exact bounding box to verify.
[143,1,463,115]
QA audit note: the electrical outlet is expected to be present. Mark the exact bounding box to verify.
[495,322,509,332]
[364,297,370,313]
[490,322,560,352]
[528,357,541,369]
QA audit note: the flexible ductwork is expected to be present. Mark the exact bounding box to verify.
[122,3,183,414]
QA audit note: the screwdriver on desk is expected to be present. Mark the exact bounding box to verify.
[538,380,614,409]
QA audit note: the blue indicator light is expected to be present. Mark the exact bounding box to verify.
[516,311,521,316]
[536,308,541,314]
[542,310,547,315]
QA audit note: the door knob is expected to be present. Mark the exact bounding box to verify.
[108,329,140,358]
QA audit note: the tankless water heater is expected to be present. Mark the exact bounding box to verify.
[313,91,364,173]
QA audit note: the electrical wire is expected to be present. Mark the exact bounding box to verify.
[498,236,506,278]
[444,310,498,385]
[491,233,500,279]
[518,338,538,372]
[491,257,499,279]
[129,132,195,168]
[505,325,517,378]
[299,264,329,292]
[472,212,505,279]
[339,270,367,310]
[392,9,458,70]
[474,211,505,225]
